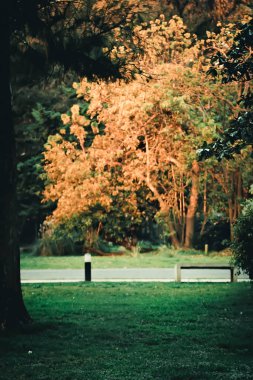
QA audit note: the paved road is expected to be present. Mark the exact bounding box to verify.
[21,268,250,283]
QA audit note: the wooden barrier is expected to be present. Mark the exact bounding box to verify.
[175,264,238,282]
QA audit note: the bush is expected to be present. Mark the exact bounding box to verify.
[33,236,77,256]
[34,215,87,256]
[231,199,253,280]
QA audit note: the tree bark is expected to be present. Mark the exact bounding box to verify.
[184,160,199,248]
[0,2,31,329]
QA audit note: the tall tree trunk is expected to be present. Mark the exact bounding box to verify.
[184,160,199,248]
[200,170,208,236]
[0,2,31,329]
[228,199,234,241]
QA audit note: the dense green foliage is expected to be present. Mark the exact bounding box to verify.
[199,18,253,160]
[0,283,252,379]
[15,83,76,242]
[232,198,253,279]
[198,18,253,278]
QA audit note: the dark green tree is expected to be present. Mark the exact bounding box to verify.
[198,18,253,160]
[198,18,253,279]
[231,198,253,279]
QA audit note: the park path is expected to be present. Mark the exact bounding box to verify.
[21,268,250,283]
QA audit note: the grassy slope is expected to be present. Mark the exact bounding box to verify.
[0,283,252,380]
[20,249,232,269]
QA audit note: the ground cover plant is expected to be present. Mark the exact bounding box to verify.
[0,283,252,380]
[20,249,231,269]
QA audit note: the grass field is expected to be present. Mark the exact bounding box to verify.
[20,249,232,269]
[1,283,252,379]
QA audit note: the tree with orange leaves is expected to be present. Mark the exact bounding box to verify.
[43,16,248,248]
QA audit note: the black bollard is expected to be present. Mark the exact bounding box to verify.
[84,253,92,281]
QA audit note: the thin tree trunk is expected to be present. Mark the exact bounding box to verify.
[235,169,242,216]
[228,169,241,241]
[228,199,235,241]
[0,3,31,329]
[180,175,186,244]
[184,160,200,248]
[200,170,208,236]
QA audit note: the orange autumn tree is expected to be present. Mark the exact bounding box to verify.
[43,16,241,248]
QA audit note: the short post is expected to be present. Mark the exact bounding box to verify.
[175,264,181,282]
[84,253,92,281]
[230,267,238,283]
[204,244,208,254]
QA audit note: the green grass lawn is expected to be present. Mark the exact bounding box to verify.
[21,249,232,269]
[0,283,252,379]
